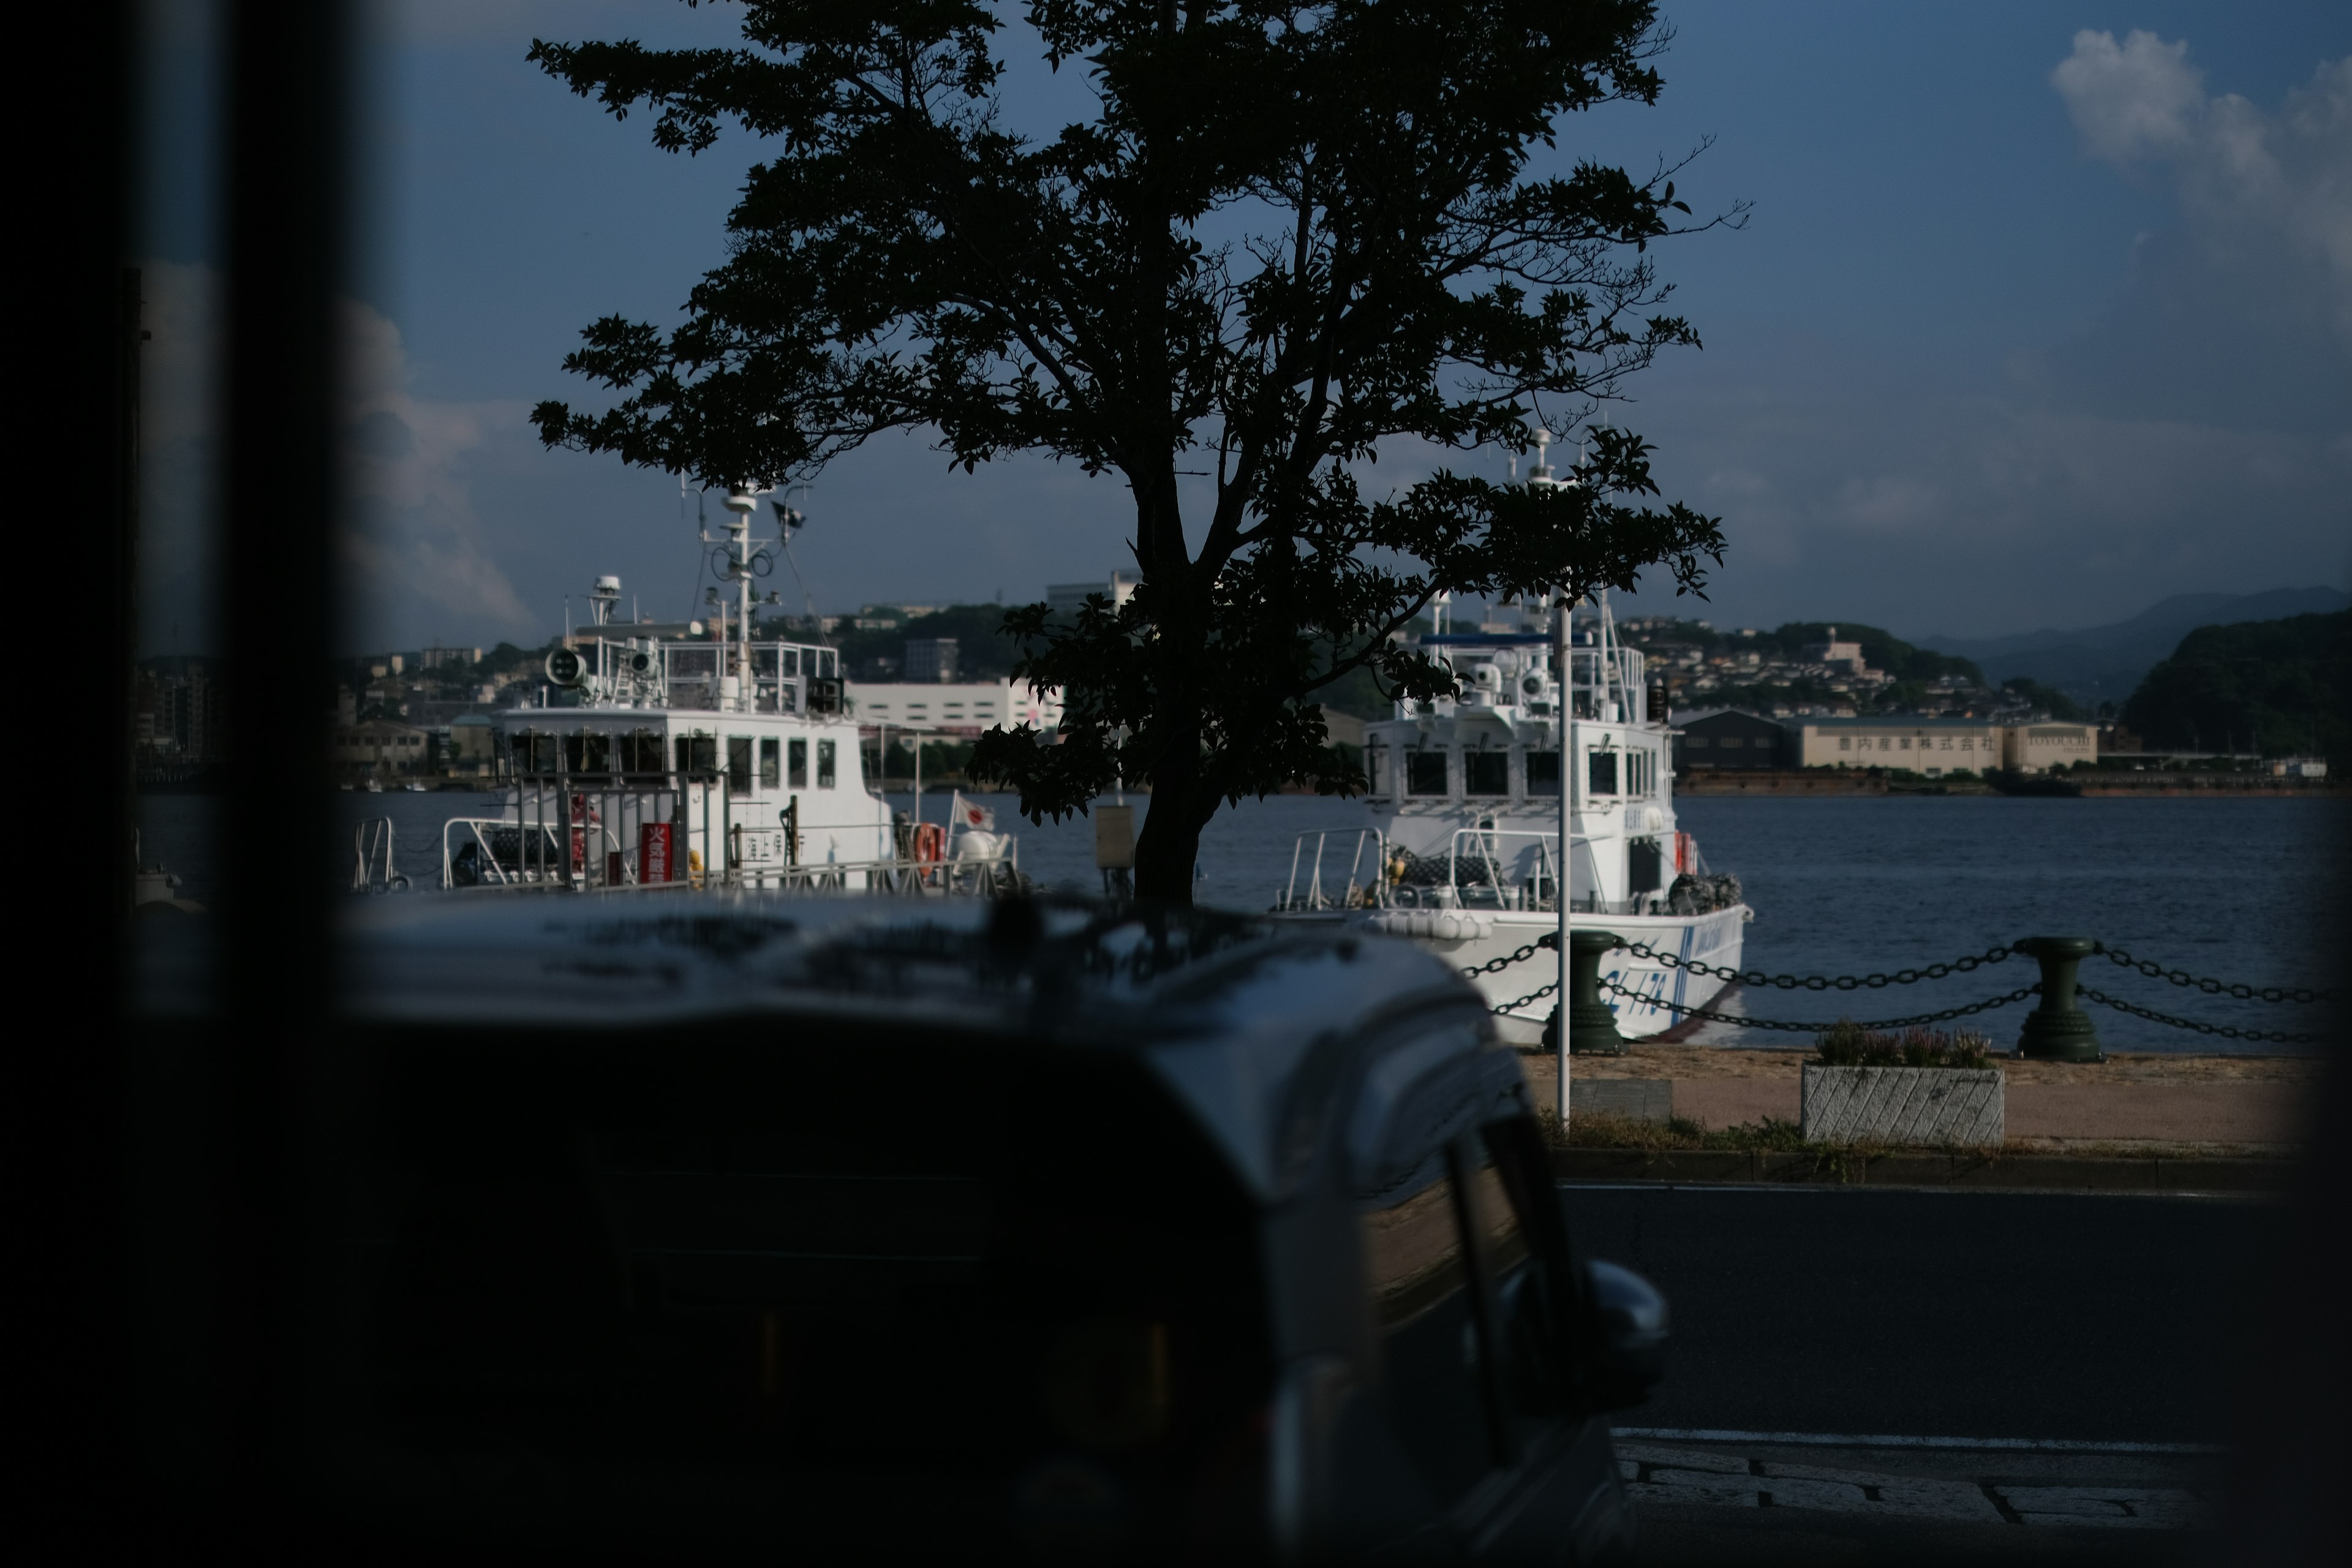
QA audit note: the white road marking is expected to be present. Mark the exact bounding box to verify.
[1998,1487,2205,1529]
[1615,1426,2224,1455]
[1613,1439,2210,1529]
[1619,1447,2004,1523]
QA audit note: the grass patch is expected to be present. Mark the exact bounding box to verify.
[1538,1109,1853,1155]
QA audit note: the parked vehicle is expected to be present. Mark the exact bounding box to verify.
[330,896,1667,1560]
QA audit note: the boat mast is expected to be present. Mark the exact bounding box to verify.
[717,484,772,712]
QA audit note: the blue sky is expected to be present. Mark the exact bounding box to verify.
[137,1,2349,654]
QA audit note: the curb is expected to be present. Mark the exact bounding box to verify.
[1550,1147,2290,1193]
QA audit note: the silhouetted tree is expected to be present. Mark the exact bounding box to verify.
[531,1,1738,899]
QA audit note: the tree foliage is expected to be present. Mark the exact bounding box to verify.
[2121,611,2348,761]
[530,1,1739,897]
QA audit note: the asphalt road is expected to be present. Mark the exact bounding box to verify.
[1559,1184,2288,1445]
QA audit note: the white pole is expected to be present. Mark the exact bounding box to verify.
[1556,593,1572,1129]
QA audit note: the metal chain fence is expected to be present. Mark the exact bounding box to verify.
[1617,940,2015,992]
[1491,980,1559,1017]
[1596,978,2041,1035]
[2100,946,2337,1006]
[1460,937,1556,979]
[2075,984,2323,1046]
[1459,930,2324,1038]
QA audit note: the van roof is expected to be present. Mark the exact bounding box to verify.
[337,895,1511,1199]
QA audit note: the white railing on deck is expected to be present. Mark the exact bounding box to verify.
[1275,829,1388,911]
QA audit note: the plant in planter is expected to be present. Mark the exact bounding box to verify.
[1801,1023,2003,1147]
[1812,1022,1993,1070]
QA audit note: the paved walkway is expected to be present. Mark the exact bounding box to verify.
[1616,1435,2222,1560]
[1518,1047,2317,1147]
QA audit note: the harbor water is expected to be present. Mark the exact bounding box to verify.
[136,791,2341,1052]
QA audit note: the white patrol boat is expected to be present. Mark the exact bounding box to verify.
[437,485,1019,896]
[1272,580,1749,1046]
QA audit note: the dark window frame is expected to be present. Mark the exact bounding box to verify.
[1405,748,1450,797]
[1463,749,1509,797]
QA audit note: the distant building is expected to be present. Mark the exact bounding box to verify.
[136,659,224,761]
[847,679,1063,737]
[903,637,959,682]
[1671,708,1786,770]
[1785,715,2005,773]
[1807,627,1870,676]
[2002,724,2097,773]
[419,644,482,669]
[447,714,497,771]
[1047,572,1139,619]
[333,718,431,774]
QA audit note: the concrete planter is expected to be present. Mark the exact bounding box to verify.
[1800,1065,2003,1147]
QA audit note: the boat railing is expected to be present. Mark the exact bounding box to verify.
[439,771,1019,897]
[1275,828,1389,911]
[1447,827,1561,911]
[353,817,410,893]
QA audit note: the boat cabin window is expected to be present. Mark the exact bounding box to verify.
[676,734,717,775]
[760,737,780,789]
[1525,748,1560,791]
[1464,750,1508,797]
[818,739,837,788]
[1365,743,1386,796]
[1406,749,1449,797]
[727,737,753,795]
[622,729,665,773]
[509,729,556,774]
[564,731,611,775]
[1588,750,1619,795]
[788,738,808,788]
[1627,750,1656,797]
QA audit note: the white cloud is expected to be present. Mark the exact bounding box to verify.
[339,298,539,649]
[2054,31,2352,337]
[133,260,535,654]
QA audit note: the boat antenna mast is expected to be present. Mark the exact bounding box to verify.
[707,483,781,712]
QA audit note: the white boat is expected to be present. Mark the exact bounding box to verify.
[434,487,1019,897]
[1270,586,1749,1046]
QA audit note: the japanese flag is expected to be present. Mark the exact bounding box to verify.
[951,791,995,831]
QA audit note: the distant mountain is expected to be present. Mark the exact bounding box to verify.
[1917,587,2351,707]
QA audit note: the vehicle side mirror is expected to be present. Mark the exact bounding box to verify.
[1581,1258,1667,1411]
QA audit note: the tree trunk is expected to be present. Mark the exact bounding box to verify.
[1132,677,1206,903]
[1132,779,1206,903]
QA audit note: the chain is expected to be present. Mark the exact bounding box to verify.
[1491,979,1559,1016]
[1617,940,2014,992]
[2101,948,2336,1006]
[1460,933,1558,979]
[1597,978,2040,1034]
[2076,984,2323,1046]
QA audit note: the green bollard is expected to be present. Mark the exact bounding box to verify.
[2014,936,2105,1062]
[1568,929,1628,1056]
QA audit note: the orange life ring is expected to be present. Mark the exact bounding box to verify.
[913,822,947,863]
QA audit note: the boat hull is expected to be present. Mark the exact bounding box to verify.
[1270,904,1749,1044]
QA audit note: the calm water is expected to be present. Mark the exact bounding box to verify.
[138,790,2342,1052]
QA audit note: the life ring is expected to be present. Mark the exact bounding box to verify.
[913,823,947,863]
